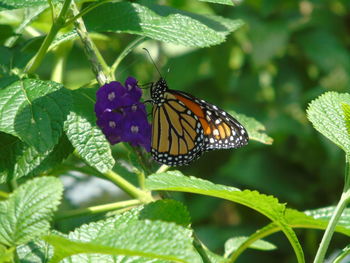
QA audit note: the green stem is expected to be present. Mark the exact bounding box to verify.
[51,42,72,82]
[48,0,56,21]
[228,223,278,262]
[333,245,350,263]
[313,155,350,263]
[138,171,146,190]
[55,199,141,220]
[103,170,153,203]
[24,0,72,74]
[134,146,152,176]
[5,6,47,48]
[192,233,212,263]
[110,36,147,79]
[156,164,169,174]
[71,1,109,85]
[63,0,113,27]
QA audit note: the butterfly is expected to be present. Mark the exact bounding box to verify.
[150,78,249,166]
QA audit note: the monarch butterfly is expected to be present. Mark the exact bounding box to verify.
[150,78,249,166]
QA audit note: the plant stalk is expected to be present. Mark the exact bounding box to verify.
[63,0,113,27]
[110,36,147,78]
[333,245,350,263]
[228,223,278,262]
[24,0,72,74]
[104,170,153,203]
[156,165,169,174]
[71,1,109,85]
[55,199,141,220]
[313,155,350,263]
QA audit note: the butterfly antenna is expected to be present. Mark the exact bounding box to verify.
[143,48,163,78]
[164,67,171,80]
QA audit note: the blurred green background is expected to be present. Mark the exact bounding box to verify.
[2,0,350,262]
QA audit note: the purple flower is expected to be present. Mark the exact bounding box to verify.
[95,77,151,152]
[125,76,142,102]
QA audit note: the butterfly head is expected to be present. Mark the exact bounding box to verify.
[150,78,168,105]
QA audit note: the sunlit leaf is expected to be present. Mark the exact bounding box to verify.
[84,2,244,47]
[16,239,53,263]
[199,0,234,5]
[342,103,350,136]
[229,206,350,261]
[0,177,63,246]
[303,206,350,233]
[0,0,52,10]
[45,208,201,263]
[146,171,284,221]
[307,92,350,154]
[145,171,305,262]
[139,199,191,227]
[64,88,115,173]
[0,79,72,153]
[0,244,14,262]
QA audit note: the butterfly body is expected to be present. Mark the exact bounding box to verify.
[150,78,248,166]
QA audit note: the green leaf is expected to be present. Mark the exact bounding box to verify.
[146,171,285,221]
[230,110,273,144]
[0,133,73,183]
[44,208,201,263]
[0,177,63,246]
[0,0,61,11]
[16,239,53,263]
[307,92,350,154]
[64,88,115,173]
[224,236,276,257]
[0,78,72,153]
[4,5,48,47]
[84,2,244,47]
[0,244,14,262]
[50,30,79,51]
[303,206,350,233]
[146,171,305,263]
[139,199,191,227]
[199,0,234,5]
[342,103,350,136]
[201,249,227,263]
[13,134,73,180]
[222,207,350,262]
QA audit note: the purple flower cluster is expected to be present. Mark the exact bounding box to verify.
[95,77,151,151]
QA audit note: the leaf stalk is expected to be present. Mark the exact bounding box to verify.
[104,170,153,203]
[24,0,72,74]
[55,199,142,220]
[71,1,109,85]
[313,154,350,263]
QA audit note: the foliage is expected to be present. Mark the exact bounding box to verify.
[0,0,350,263]
[0,177,63,246]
